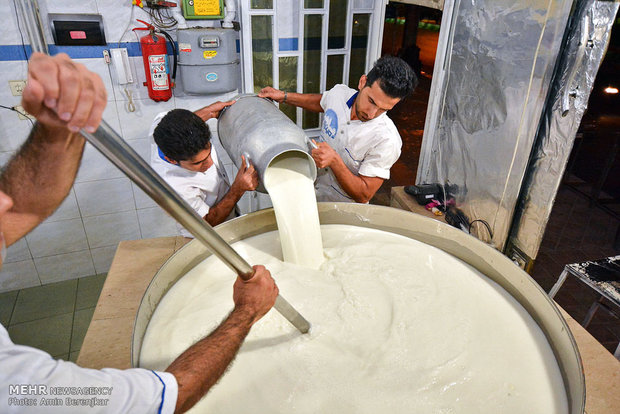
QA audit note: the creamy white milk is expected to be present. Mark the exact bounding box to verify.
[140,226,568,414]
[263,153,324,268]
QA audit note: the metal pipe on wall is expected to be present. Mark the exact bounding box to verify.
[14,0,48,55]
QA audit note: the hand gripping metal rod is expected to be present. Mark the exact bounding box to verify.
[81,121,310,334]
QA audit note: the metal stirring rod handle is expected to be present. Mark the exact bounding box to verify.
[81,121,310,334]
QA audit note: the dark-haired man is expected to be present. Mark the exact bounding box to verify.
[259,55,417,203]
[150,104,257,236]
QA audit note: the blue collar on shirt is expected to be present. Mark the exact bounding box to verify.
[158,147,175,165]
[346,92,358,109]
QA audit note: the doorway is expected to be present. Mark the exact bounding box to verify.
[373,2,442,205]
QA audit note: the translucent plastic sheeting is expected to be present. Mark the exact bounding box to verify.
[417,0,574,251]
[508,1,619,261]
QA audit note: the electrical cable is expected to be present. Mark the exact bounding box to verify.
[468,219,493,240]
[160,30,177,84]
[0,104,35,127]
[147,5,177,30]
[117,4,137,48]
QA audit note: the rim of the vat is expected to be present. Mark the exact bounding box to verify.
[132,202,585,413]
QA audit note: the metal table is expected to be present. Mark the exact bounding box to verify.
[549,255,620,358]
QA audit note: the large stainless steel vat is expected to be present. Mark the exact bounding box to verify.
[132,203,584,412]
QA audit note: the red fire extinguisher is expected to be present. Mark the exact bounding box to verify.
[133,19,177,102]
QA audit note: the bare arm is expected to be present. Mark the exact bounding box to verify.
[0,53,106,246]
[193,100,235,122]
[311,140,384,203]
[166,265,278,413]
[204,156,258,226]
[258,86,324,113]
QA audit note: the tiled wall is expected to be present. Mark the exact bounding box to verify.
[0,0,260,292]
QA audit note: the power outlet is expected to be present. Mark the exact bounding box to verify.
[13,105,34,121]
[9,80,27,96]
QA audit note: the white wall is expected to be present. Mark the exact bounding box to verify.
[0,0,241,292]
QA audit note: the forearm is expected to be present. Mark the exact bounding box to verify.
[280,92,324,113]
[166,307,254,413]
[0,122,85,245]
[204,186,243,226]
[329,159,381,203]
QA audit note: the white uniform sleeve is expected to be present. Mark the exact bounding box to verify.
[357,134,402,180]
[180,185,211,218]
[0,331,178,414]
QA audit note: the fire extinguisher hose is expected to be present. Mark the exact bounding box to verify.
[160,29,177,85]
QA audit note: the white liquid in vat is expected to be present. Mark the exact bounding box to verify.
[140,225,568,413]
[263,153,324,268]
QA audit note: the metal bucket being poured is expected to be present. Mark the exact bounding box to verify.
[217,95,317,193]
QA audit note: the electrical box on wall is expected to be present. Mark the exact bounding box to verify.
[49,14,106,46]
[181,0,225,20]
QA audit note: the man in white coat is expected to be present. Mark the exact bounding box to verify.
[150,104,257,236]
[259,55,417,203]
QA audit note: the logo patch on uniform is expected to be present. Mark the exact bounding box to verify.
[323,109,338,139]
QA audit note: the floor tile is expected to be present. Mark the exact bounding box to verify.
[10,279,77,325]
[0,290,18,326]
[71,307,95,352]
[8,313,73,358]
[76,274,107,310]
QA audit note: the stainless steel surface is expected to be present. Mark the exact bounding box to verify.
[15,0,48,54]
[132,203,585,413]
[80,122,310,334]
[218,95,317,193]
[507,0,619,262]
[417,0,574,251]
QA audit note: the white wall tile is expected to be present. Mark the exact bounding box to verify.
[0,106,32,152]
[91,245,118,274]
[76,105,125,182]
[127,138,150,162]
[83,211,141,248]
[47,189,80,222]
[74,177,135,217]
[26,218,89,258]
[132,183,157,209]
[117,98,176,140]
[45,0,98,14]
[95,1,152,44]
[1,1,30,46]
[137,207,179,239]
[4,238,31,264]
[0,260,40,293]
[79,58,115,102]
[76,142,125,183]
[35,250,96,284]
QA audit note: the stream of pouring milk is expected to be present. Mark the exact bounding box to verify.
[263,152,324,268]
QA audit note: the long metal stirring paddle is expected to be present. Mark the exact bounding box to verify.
[81,121,311,334]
